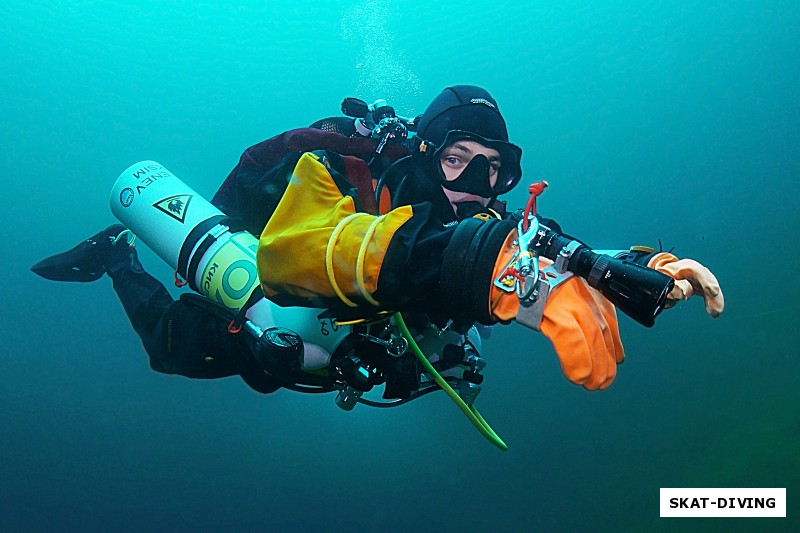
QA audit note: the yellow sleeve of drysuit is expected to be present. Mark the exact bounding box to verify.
[257,152,413,309]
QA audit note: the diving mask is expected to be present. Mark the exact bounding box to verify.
[429,130,522,198]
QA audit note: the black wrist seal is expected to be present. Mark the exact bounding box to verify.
[440,218,516,325]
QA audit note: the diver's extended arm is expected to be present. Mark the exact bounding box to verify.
[256,151,723,390]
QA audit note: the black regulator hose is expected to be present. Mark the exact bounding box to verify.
[528,227,674,327]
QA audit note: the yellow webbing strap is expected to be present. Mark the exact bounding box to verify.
[355,216,383,307]
[394,314,508,451]
[325,213,365,308]
[326,212,385,309]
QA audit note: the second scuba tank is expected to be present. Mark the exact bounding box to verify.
[109,160,348,368]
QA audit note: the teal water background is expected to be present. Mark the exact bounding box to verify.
[2,1,798,531]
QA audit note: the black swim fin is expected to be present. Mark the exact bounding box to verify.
[31,224,128,282]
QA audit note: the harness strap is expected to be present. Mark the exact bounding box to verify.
[342,155,379,215]
[177,215,227,280]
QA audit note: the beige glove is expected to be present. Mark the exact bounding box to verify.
[647,253,724,317]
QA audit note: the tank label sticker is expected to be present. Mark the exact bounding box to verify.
[127,163,174,194]
[202,235,259,307]
[119,187,135,207]
[153,194,192,223]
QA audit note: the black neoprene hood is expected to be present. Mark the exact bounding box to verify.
[416,85,510,145]
[415,85,523,197]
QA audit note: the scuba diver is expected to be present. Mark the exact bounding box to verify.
[32,86,724,445]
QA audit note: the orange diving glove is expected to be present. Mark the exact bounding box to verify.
[647,253,725,318]
[489,230,624,390]
[539,278,624,390]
